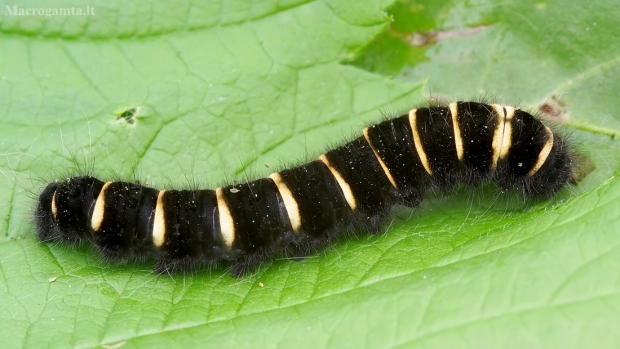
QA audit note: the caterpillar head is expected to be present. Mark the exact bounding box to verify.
[36,176,104,243]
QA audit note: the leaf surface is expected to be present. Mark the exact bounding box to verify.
[0,0,619,348]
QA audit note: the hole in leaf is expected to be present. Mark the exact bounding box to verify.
[116,107,138,124]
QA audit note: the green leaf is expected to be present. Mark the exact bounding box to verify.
[1,0,619,348]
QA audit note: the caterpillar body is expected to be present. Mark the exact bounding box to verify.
[36,101,574,276]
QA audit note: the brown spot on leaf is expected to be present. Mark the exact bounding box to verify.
[539,95,570,123]
[396,26,488,47]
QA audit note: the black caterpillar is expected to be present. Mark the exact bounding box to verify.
[36,101,574,276]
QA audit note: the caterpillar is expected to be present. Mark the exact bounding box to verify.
[36,101,574,276]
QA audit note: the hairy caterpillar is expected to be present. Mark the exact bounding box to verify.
[36,101,574,276]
